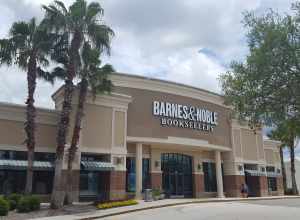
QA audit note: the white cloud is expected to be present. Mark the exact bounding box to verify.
[0,0,295,109]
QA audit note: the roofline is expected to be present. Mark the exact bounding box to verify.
[113,72,224,98]
[51,72,225,99]
[0,101,59,114]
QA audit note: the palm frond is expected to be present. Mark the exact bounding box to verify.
[86,2,104,23]
[0,39,15,65]
[87,23,114,54]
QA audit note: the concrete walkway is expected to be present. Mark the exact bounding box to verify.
[37,196,300,220]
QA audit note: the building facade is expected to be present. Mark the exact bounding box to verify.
[0,73,283,201]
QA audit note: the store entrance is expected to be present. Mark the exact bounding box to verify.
[161,153,192,197]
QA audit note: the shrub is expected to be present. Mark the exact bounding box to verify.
[17,195,40,213]
[6,193,22,210]
[97,200,138,209]
[152,189,161,197]
[28,195,40,211]
[17,197,31,213]
[0,197,9,216]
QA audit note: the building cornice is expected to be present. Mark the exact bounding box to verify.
[127,136,232,152]
[110,73,230,108]
[0,102,59,125]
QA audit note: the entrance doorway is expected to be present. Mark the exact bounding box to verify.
[161,153,193,197]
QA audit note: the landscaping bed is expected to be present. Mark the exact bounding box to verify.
[4,203,97,220]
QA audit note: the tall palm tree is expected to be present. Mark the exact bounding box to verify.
[269,118,300,195]
[0,18,59,194]
[66,42,114,204]
[42,0,114,208]
[268,127,288,193]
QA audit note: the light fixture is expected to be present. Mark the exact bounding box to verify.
[155,161,160,168]
[197,164,202,171]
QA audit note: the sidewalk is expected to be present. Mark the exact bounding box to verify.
[37,196,300,220]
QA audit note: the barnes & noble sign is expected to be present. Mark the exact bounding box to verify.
[153,101,218,132]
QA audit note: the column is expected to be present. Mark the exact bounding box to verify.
[215,151,224,198]
[135,143,143,198]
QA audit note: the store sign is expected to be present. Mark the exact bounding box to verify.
[153,101,218,132]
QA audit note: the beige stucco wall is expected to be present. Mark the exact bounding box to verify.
[232,128,242,158]
[81,104,112,151]
[114,111,125,147]
[114,86,232,148]
[263,140,281,166]
[241,129,258,161]
[0,118,57,152]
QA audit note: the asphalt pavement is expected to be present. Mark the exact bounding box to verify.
[101,198,300,220]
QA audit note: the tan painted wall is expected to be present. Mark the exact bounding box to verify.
[0,119,57,151]
[114,86,232,148]
[257,133,265,160]
[232,129,242,158]
[81,104,112,151]
[114,111,125,147]
[265,149,280,165]
[241,129,258,161]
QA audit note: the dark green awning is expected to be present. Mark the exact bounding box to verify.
[0,159,53,171]
[266,172,281,177]
[80,161,114,171]
[244,170,265,176]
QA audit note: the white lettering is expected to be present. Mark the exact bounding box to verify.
[177,105,183,119]
[153,101,160,115]
[183,106,188,120]
[160,102,166,116]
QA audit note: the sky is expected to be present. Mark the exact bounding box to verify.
[0,0,298,157]
[0,0,295,109]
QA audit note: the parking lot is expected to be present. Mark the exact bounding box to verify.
[102,198,300,220]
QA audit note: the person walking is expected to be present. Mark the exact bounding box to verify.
[241,183,249,198]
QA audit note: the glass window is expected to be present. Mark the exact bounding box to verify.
[203,162,217,192]
[266,166,275,172]
[80,171,99,196]
[126,157,136,192]
[267,177,277,191]
[0,171,26,194]
[142,158,150,190]
[126,157,151,192]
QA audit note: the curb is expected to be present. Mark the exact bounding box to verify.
[80,196,300,220]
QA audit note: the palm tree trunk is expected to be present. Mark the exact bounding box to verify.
[65,79,88,204]
[51,30,82,209]
[51,79,74,209]
[25,55,37,194]
[290,141,299,195]
[279,145,287,193]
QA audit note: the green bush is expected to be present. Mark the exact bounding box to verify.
[28,195,40,211]
[152,188,161,197]
[17,195,40,213]
[0,197,9,216]
[6,193,22,210]
[17,197,31,213]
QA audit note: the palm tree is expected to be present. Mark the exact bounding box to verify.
[269,118,300,195]
[42,0,114,208]
[66,42,114,204]
[0,18,59,194]
[268,127,288,193]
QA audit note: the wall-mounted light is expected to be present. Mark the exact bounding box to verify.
[277,168,281,174]
[197,164,202,171]
[238,165,243,171]
[155,161,160,168]
[116,157,122,165]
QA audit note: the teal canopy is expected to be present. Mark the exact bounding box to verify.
[0,159,53,171]
[80,161,114,171]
